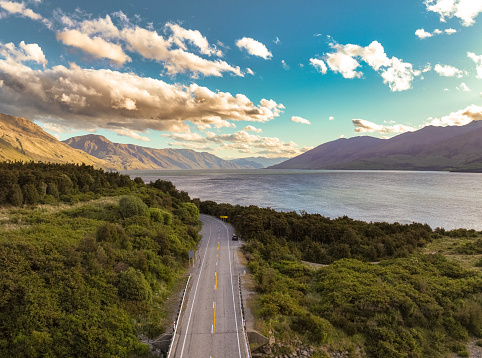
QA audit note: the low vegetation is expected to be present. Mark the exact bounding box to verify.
[0,163,200,358]
[201,201,482,357]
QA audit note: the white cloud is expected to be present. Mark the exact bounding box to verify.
[56,15,243,77]
[111,128,151,141]
[425,0,482,26]
[352,119,415,133]
[329,116,334,120]
[0,0,41,20]
[0,42,284,133]
[236,37,272,59]
[415,29,433,39]
[322,41,420,91]
[426,104,482,126]
[457,82,470,91]
[166,22,222,57]
[274,37,281,45]
[434,63,465,77]
[309,58,328,74]
[57,30,131,65]
[243,125,262,133]
[290,116,311,125]
[281,60,290,70]
[445,28,457,34]
[0,41,47,66]
[246,68,254,75]
[164,129,309,157]
[467,52,482,79]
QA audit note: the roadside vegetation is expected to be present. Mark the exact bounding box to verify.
[0,162,200,358]
[201,201,482,357]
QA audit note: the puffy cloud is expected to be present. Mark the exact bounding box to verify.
[236,37,272,59]
[56,15,242,77]
[425,0,482,26]
[309,58,327,74]
[415,28,457,38]
[166,23,222,57]
[0,43,284,133]
[0,1,41,20]
[164,129,309,157]
[57,30,131,65]
[111,128,151,141]
[352,119,415,133]
[0,41,47,66]
[467,52,482,79]
[456,82,470,91]
[415,29,433,39]
[322,41,420,91]
[329,116,334,120]
[243,125,262,133]
[290,116,311,125]
[434,63,465,77]
[426,105,482,126]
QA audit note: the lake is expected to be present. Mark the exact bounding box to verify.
[122,169,482,231]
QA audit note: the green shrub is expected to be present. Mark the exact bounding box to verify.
[118,267,152,303]
[119,196,148,218]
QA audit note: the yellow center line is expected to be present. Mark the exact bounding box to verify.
[213,301,216,334]
[215,272,217,290]
[217,242,219,250]
[216,254,219,266]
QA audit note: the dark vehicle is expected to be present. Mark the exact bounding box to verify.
[232,234,239,241]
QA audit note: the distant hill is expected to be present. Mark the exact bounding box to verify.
[229,156,289,168]
[271,121,482,171]
[64,134,243,170]
[0,113,109,168]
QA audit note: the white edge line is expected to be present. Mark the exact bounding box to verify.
[178,221,212,358]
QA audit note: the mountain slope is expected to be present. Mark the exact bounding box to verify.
[0,113,109,168]
[271,121,482,171]
[64,134,242,170]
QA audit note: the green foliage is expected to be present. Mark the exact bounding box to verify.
[206,200,482,357]
[119,196,148,218]
[118,267,153,303]
[0,164,202,357]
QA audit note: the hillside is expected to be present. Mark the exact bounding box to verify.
[64,134,243,170]
[0,113,109,168]
[271,121,482,171]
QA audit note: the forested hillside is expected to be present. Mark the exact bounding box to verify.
[0,163,200,357]
[201,201,482,357]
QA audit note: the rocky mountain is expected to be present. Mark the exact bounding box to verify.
[271,121,482,172]
[0,113,109,168]
[64,134,243,170]
[229,156,289,168]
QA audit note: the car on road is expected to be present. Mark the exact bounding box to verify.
[232,234,238,241]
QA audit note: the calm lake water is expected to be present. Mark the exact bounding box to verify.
[122,169,482,231]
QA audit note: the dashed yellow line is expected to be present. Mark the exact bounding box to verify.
[215,272,217,290]
[213,301,216,334]
[216,254,219,266]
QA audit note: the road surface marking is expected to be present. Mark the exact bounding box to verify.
[215,272,217,290]
[216,254,219,266]
[217,242,219,250]
[213,301,216,334]
[178,225,212,358]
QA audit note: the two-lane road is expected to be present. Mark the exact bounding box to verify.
[171,214,249,358]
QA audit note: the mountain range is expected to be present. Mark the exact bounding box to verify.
[0,113,108,168]
[270,121,482,171]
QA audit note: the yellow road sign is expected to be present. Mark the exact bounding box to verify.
[220,216,228,219]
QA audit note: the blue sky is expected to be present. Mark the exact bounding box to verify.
[0,0,481,158]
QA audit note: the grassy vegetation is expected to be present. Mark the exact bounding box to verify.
[0,163,201,358]
[201,200,482,357]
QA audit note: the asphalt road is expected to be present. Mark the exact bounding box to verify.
[171,214,249,358]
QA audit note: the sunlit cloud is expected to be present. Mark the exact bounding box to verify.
[56,14,243,77]
[425,0,482,26]
[309,58,328,74]
[290,116,311,125]
[456,83,470,91]
[236,37,272,59]
[415,28,457,39]
[322,41,421,91]
[352,119,415,133]
[467,52,482,79]
[111,128,151,141]
[434,63,465,77]
[426,104,482,126]
[329,116,335,120]
[0,42,284,133]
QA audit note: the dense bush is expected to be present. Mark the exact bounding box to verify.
[0,164,201,357]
